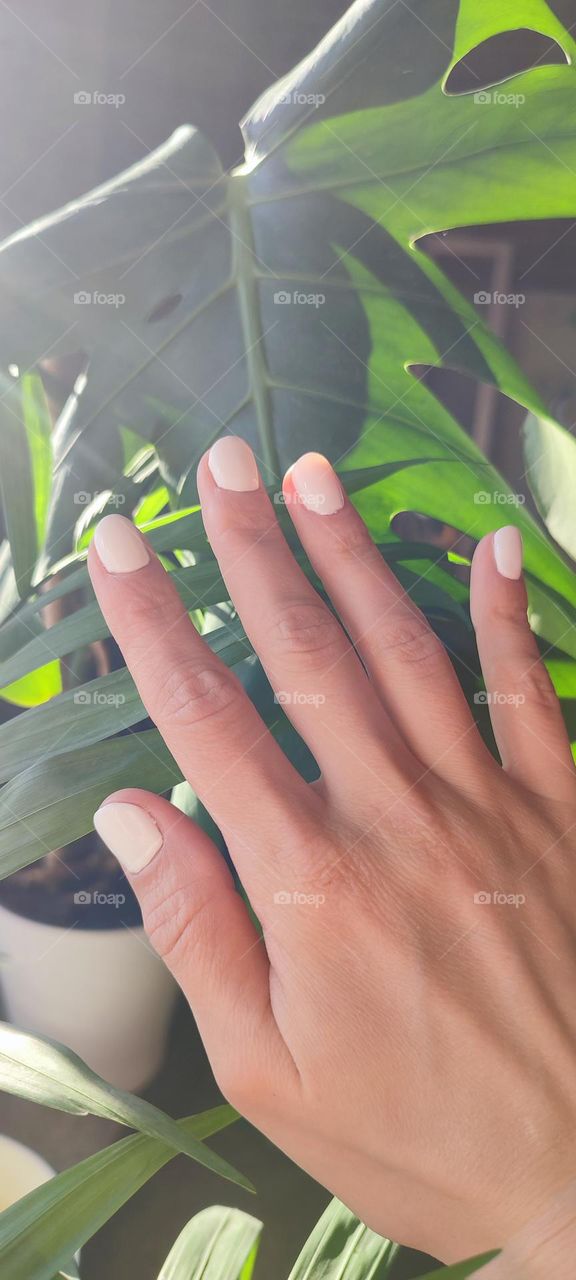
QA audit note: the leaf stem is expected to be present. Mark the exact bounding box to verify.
[228,176,280,481]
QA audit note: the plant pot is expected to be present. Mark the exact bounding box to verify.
[0,900,178,1092]
[0,1131,54,1208]
[0,1135,81,1271]
[0,1133,55,1210]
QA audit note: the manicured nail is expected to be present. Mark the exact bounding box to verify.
[289,453,344,515]
[493,526,523,580]
[94,803,163,874]
[208,437,259,492]
[94,515,150,574]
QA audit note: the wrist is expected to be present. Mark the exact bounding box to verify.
[481,1178,576,1280]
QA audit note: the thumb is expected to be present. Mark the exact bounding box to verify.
[93,788,278,1103]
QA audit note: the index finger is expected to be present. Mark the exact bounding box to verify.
[87,515,314,876]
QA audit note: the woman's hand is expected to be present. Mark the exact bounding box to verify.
[87,440,576,1265]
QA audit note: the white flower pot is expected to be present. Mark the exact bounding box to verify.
[0,903,178,1092]
[0,1133,55,1211]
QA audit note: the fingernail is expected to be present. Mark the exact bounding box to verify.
[94,515,150,574]
[493,526,523,580]
[208,437,259,492]
[94,803,163,874]
[289,453,344,515]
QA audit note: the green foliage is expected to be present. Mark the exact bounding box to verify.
[523,413,576,563]
[150,1201,498,1280]
[0,1022,251,1188]
[0,374,52,600]
[287,1197,399,1277]
[0,1106,238,1280]
[156,1206,262,1280]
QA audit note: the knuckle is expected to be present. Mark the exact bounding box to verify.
[274,815,347,895]
[328,516,379,564]
[154,658,241,729]
[218,515,284,561]
[371,613,443,674]
[145,882,216,970]
[517,663,559,713]
[118,573,185,639]
[267,600,343,669]
[488,596,528,628]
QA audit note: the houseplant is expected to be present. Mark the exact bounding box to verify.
[0,374,181,1090]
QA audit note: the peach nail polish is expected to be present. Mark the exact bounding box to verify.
[94,803,163,874]
[289,453,344,515]
[208,437,259,491]
[493,526,523,580]
[94,516,150,574]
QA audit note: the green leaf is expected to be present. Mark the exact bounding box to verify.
[0,1106,239,1280]
[523,413,576,562]
[0,1022,251,1189]
[0,731,182,876]
[0,662,62,708]
[0,0,573,618]
[20,375,53,548]
[288,1199,399,1278]
[0,619,249,784]
[0,374,52,598]
[157,1207,263,1280]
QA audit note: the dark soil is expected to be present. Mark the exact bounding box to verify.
[0,834,142,929]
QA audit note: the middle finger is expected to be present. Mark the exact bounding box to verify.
[198,437,411,792]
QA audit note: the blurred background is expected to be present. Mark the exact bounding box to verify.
[0,1,575,1276]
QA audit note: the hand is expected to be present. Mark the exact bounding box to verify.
[87,440,576,1264]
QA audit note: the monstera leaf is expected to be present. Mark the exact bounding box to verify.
[0,1,573,595]
[0,0,575,864]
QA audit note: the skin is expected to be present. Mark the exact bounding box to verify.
[87,447,576,1268]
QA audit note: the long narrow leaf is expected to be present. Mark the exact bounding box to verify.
[0,619,249,784]
[0,731,182,876]
[288,1199,399,1279]
[0,1107,239,1280]
[157,1207,263,1280]
[0,376,52,599]
[523,413,576,563]
[0,1023,251,1188]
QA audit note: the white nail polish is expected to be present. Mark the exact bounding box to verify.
[94,516,150,574]
[493,527,523,580]
[94,803,163,874]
